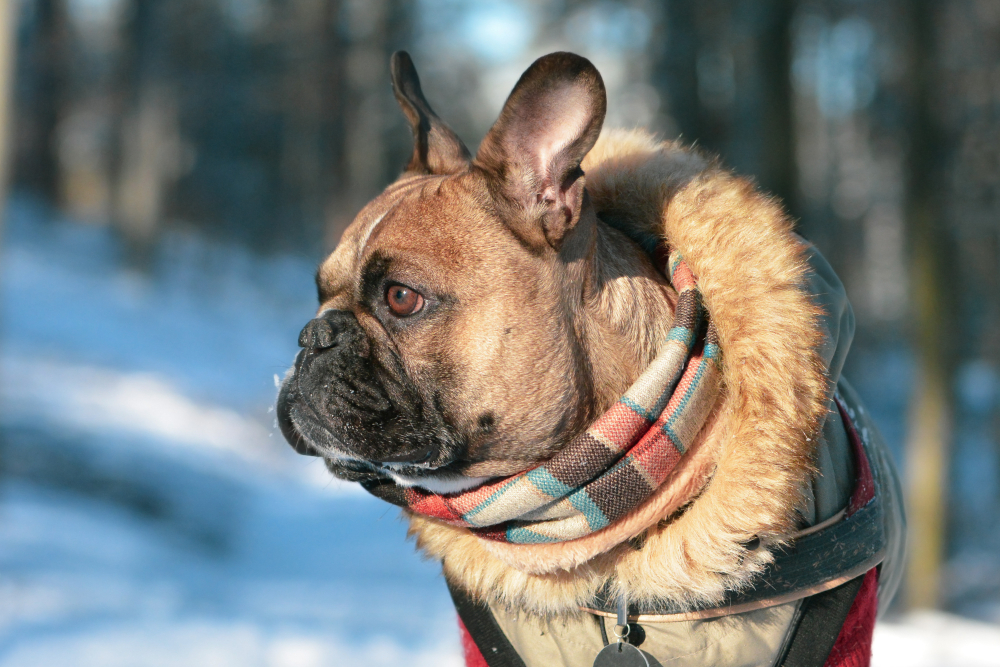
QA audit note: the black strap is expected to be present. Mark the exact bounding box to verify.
[776,574,865,667]
[449,571,863,667]
[447,579,527,667]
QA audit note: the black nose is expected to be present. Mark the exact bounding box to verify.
[298,317,335,349]
[298,310,364,351]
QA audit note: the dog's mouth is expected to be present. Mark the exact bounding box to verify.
[276,354,488,491]
[371,462,493,493]
[280,398,488,493]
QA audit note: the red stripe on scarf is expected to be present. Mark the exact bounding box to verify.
[591,401,655,450]
[670,258,696,290]
[661,348,704,416]
[406,489,464,523]
[632,428,683,482]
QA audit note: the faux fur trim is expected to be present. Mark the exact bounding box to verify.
[407,129,829,615]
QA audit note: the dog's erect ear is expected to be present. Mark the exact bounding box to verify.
[391,51,471,175]
[475,52,606,249]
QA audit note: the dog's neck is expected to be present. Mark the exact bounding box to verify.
[562,200,678,416]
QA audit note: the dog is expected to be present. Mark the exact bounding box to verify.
[277,51,905,667]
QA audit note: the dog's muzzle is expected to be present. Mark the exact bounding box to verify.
[276,309,440,466]
[276,368,320,457]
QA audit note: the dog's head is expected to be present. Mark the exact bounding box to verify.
[277,52,661,491]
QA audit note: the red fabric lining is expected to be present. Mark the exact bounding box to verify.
[823,568,879,667]
[459,617,489,667]
[835,395,875,516]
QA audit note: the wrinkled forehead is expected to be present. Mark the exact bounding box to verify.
[341,175,432,254]
[317,172,492,300]
[369,177,468,250]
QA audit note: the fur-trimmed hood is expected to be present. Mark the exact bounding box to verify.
[406,129,832,616]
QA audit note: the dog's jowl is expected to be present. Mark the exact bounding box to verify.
[277,51,906,667]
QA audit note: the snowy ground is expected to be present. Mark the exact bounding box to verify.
[873,612,1000,667]
[0,199,461,666]
[1,197,997,666]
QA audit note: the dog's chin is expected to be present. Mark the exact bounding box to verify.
[294,428,492,492]
[296,426,488,491]
[377,465,494,493]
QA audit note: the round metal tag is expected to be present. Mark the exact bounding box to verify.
[593,642,650,667]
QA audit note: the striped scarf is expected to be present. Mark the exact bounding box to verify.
[364,252,722,545]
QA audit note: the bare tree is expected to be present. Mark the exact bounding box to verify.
[0,0,19,229]
[652,0,797,212]
[15,0,69,202]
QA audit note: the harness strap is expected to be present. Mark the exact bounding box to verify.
[450,571,875,667]
[776,570,871,667]
[448,578,527,667]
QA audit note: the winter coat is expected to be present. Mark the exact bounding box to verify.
[404,129,906,667]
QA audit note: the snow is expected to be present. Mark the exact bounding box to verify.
[0,478,463,666]
[873,612,1000,667]
[1,196,998,666]
[0,199,461,665]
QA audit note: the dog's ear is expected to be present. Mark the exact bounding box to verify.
[391,51,471,175]
[475,52,606,249]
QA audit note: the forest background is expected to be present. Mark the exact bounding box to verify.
[1,0,999,664]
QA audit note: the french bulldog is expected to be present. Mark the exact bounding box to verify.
[276,50,904,667]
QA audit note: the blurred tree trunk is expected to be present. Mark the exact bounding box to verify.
[277,0,344,252]
[112,0,176,255]
[904,0,953,610]
[328,0,411,247]
[338,0,390,233]
[0,0,19,230]
[756,0,796,217]
[16,0,68,203]
[906,219,953,610]
[653,0,797,215]
[319,0,346,250]
[654,0,701,145]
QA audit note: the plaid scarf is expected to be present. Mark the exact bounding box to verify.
[364,252,721,545]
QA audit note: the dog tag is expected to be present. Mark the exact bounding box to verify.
[592,642,650,667]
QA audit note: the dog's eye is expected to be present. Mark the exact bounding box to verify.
[386,283,424,317]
